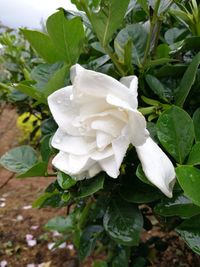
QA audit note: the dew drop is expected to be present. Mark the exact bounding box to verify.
[57,98,62,104]
[55,138,61,143]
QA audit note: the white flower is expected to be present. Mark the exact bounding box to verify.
[48,64,175,197]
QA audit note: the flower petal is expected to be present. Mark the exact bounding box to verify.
[120,75,138,108]
[52,128,96,155]
[112,133,130,167]
[47,86,79,136]
[99,156,119,178]
[72,64,136,108]
[135,137,176,197]
[52,151,94,177]
[129,110,148,146]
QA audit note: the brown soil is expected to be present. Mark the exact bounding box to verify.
[0,106,200,267]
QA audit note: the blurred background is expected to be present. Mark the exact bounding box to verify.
[0,0,76,29]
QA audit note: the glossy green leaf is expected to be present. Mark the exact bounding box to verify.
[32,192,63,208]
[193,108,200,142]
[145,74,168,101]
[79,225,103,260]
[57,171,77,190]
[89,0,130,47]
[176,166,200,206]
[154,194,200,218]
[45,215,75,233]
[21,30,62,63]
[115,24,148,66]
[157,106,195,163]
[75,173,104,198]
[46,10,85,65]
[176,215,200,255]
[120,178,162,203]
[41,118,57,135]
[17,162,47,178]
[155,44,170,58]
[187,143,200,166]
[175,52,200,107]
[103,198,143,246]
[0,146,37,173]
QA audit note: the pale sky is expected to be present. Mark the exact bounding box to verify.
[0,0,76,29]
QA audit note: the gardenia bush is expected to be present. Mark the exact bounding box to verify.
[1,0,200,266]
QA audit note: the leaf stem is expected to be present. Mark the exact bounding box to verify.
[142,0,161,67]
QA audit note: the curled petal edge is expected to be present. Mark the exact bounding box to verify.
[135,137,176,198]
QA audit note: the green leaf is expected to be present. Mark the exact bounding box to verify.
[176,166,200,207]
[145,74,168,101]
[175,52,200,107]
[89,0,130,47]
[187,143,200,166]
[79,225,103,260]
[46,10,85,65]
[112,246,130,267]
[41,118,57,135]
[17,162,47,178]
[32,192,63,208]
[137,0,149,15]
[155,44,170,58]
[43,64,69,97]
[45,215,75,233]
[176,215,200,255]
[75,173,105,198]
[57,171,77,190]
[193,108,200,142]
[115,24,148,66]
[157,106,195,163]
[40,135,53,162]
[0,146,37,173]
[154,194,200,218]
[120,178,162,203]
[103,198,143,246]
[21,30,62,63]
[92,260,108,267]
[14,83,46,103]
[31,62,64,90]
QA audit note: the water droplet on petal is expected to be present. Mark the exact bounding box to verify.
[56,98,62,104]
[55,138,61,143]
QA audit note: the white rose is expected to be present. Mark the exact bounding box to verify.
[48,64,175,197]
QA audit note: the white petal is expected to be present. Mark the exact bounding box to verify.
[106,94,133,111]
[91,116,125,137]
[135,137,176,197]
[88,163,102,177]
[129,110,148,146]
[70,64,84,84]
[112,134,130,167]
[99,156,119,178]
[72,65,136,108]
[96,131,113,149]
[52,151,94,176]
[90,146,113,160]
[120,75,138,108]
[52,128,96,155]
[47,86,79,136]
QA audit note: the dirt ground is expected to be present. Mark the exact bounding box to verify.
[0,106,200,267]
